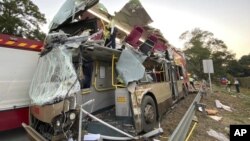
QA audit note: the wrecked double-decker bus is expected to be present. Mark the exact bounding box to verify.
[22,0,190,140]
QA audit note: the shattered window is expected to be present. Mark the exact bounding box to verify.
[143,60,166,83]
[29,47,80,105]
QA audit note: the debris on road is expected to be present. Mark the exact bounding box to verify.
[207,129,229,141]
[83,134,101,141]
[205,108,218,115]
[215,100,232,112]
[208,115,222,121]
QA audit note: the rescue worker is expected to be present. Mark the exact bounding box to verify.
[226,79,231,92]
[234,78,240,93]
[104,15,117,49]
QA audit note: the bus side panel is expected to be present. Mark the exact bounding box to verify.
[77,61,115,113]
[139,82,172,115]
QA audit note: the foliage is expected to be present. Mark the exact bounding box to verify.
[239,54,250,76]
[227,60,245,77]
[180,28,235,79]
[0,0,46,40]
[238,77,250,88]
[239,54,250,66]
[229,54,250,77]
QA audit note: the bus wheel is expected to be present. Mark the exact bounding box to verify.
[141,96,157,132]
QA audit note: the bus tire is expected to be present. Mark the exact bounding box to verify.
[141,95,157,132]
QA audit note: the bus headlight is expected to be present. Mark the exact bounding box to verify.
[56,120,61,126]
[69,112,76,120]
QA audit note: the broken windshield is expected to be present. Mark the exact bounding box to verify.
[29,32,89,105]
[29,45,80,105]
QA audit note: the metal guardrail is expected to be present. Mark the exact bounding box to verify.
[169,83,206,141]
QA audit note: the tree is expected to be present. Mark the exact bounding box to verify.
[0,0,46,40]
[239,54,250,66]
[226,54,250,77]
[227,60,245,77]
[180,28,235,79]
[238,54,250,77]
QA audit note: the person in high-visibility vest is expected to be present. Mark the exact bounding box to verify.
[104,15,117,49]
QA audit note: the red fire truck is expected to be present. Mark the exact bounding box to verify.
[0,34,43,131]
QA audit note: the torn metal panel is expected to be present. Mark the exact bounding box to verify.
[116,49,146,85]
[49,0,77,30]
[128,47,147,63]
[130,89,142,133]
[127,81,137,94]
[127,82,142,133]
[49,0,99,31]
[114,0,153,27]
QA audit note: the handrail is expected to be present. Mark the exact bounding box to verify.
[81,88,91,95]
[168,81,206,141]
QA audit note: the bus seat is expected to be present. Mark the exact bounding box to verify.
[125,26,144,48]
[139,35,158,56]
[153,42,166,52]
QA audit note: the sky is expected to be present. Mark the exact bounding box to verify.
[32,0,250,59]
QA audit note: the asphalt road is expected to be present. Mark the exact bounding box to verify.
[0,128,29,141]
